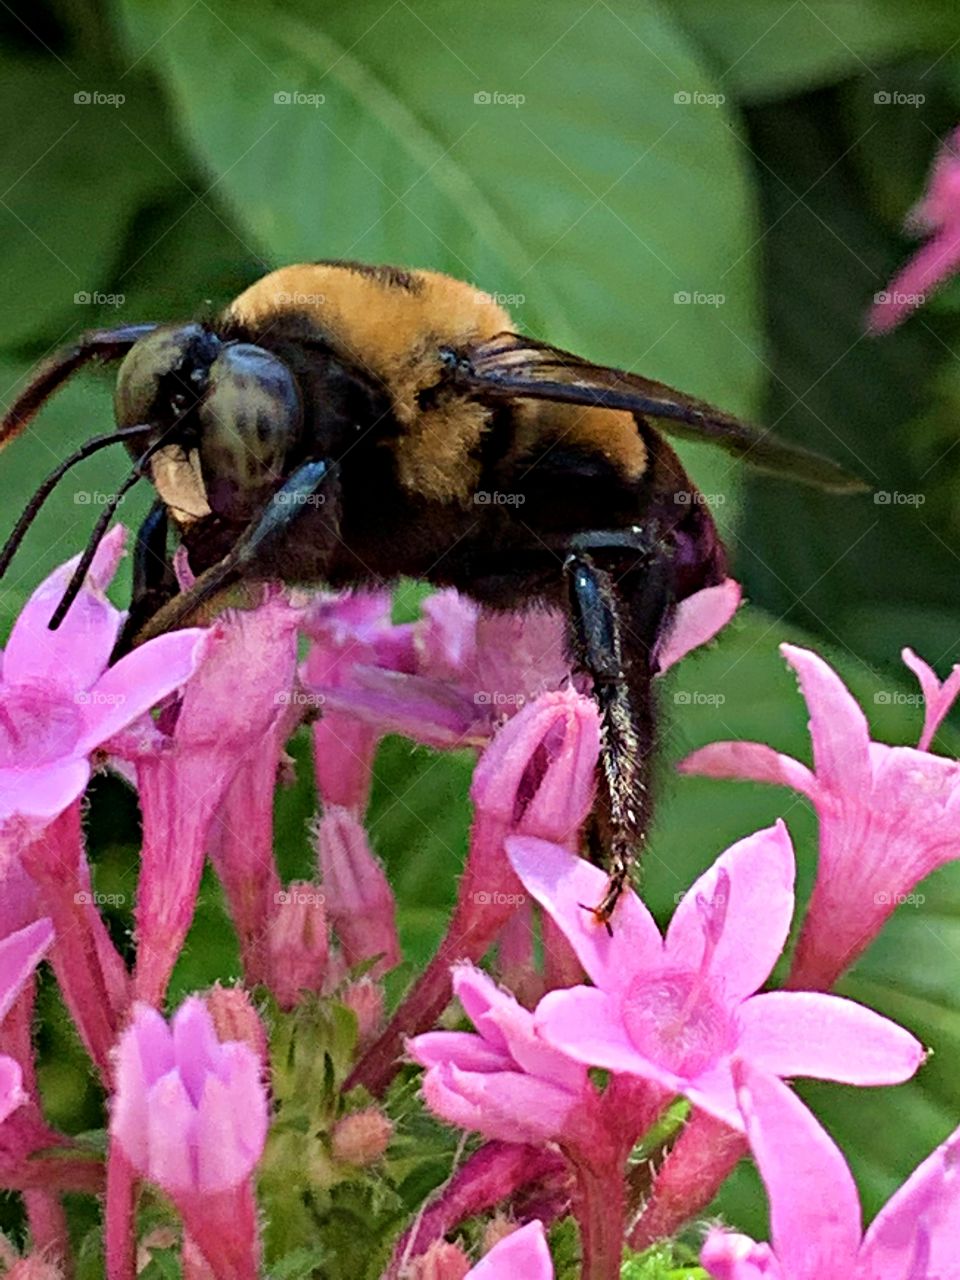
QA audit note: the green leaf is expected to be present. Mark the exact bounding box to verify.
[115,0,762,419]
[663,2,960,102]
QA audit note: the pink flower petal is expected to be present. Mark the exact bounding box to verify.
[451,964,514,1054]
[0,1054,25,1125]
[780,645,871,796]
[506,836,662,993]
[869,229,960,333]
[461,967,586,1092]
[0,917,54,1021]
[145,1070,197,1193]
[469,1220,553,1279]
[534,986,678,1090]
[664,822,795,1004]
[684,1062,742,1130]
[171,998,222,1104]
[0,758,90,825]
[313,669,478,746]
[902,647,960,752]
[423,1062,579,1145]
[407,1031,513,1074]
[701,1229,780,1280]
[739,992,923,1086]
[656,579,741,674]
[732,1061,861,1278]
[78,629,209,752]
[859,1124,960,1275]
[2,525,126,693]
[196,1047,267,1192]
[678,742,815,798]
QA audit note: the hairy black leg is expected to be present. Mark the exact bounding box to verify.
[565,542,674,924]
[111,502,178,661]
[132,459,336,643]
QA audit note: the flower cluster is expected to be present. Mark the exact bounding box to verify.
[0,533,958,1278]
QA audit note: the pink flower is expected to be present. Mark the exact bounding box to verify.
[509,825,923,1130]
[701,1060,960,1280]
[870,124,960,333]
[110,998,267,1279]
[0,919,53,1125]
[680,644,960,989]
[302,589,417,810]
[467,1221,553,1279]
[348,688,599,1097]
[128,589,301,1004]
[306,581,741,751]
[409,963,590,1146]
[0,527,206,857]
[111,998,267,1194]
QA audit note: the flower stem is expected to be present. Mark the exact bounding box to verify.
[572,1156,626,1280]
[105,1146,138,1280]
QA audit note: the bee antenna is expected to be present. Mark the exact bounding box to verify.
[0,424,155,583]
[47,435,165,631]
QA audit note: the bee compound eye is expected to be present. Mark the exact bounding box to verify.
[197,344,302,520]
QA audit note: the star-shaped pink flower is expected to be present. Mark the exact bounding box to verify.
[0,526,207,857]
[680,644,960,989]
[702,1060,960,1280]
[508,824,923,1130]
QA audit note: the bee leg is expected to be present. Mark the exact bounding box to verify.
[132,459,335,643]
[564,549,670,926]
[111,501,178,661]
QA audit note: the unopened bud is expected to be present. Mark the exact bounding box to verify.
[314,807,400,976]
[331,1108,392,1166]
[470,688,599,844]
[266,882,329,1010]
[340,977,385,1047]
[204,984,268,1063]
[406,1240,471,1280]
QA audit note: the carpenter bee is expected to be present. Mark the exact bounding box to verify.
[0,261,864,922]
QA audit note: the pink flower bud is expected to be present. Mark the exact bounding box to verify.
[340,978,385,1047]
[331,1108,392,1166]
[315,807,400,976]
[110,999,267,1277]
[204,986,268,1065]
[470,688,599,845]
[408,1241,471,1280]
[265,882,329,1010]
[112,999,267,1197]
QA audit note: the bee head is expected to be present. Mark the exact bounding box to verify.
[115,325,303,521]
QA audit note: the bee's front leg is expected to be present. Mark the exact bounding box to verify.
[563,538,673,927]
[132,459,338,643]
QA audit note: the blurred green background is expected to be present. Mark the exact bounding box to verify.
[3,0,960,1259]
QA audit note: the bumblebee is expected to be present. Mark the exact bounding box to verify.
[0,261,863,921]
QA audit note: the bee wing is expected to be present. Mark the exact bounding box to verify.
[455,333,867,493]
